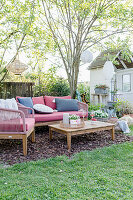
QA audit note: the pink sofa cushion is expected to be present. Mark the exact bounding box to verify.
[35,111,87,122]
[44,96,71,109]
[32,96,44,105]
[0,118,35,133]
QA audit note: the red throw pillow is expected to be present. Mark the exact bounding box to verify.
[44,96,71,109]
[32,96,44,105]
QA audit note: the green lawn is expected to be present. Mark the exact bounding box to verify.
[129,125,133,136]
[0,142,133,200]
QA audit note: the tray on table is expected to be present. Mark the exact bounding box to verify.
[60,120,85,129]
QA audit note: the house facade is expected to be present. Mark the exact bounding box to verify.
[89,51,133,106]
[116,68,133,105]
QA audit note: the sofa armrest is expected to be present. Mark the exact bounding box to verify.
[17,102,34,118]
[78,101,88,117]
[0,107,26,132]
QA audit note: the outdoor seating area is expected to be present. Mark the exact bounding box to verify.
[0,95,133,157]
[16,95,88,126]
[0,1,133,199]
[0,96,89,155]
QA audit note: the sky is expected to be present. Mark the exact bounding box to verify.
[56,63,90,83]
[6,49,92,83]
[54,51,99,83]
[20,50,97,83]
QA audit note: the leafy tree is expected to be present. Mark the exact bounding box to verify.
[1,0,133,99]
[40,0,133,98]
[24,67,70,97]
[0,0,36,81]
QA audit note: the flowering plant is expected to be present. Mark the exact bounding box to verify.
[94,110,108,118]
[95,84,109,89]
[69,114,80,120]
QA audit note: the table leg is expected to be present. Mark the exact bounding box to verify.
[111,127,115,140]
[67,133,71,152]
[49,128,52,140]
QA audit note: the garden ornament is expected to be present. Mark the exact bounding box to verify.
[81,50,93,63]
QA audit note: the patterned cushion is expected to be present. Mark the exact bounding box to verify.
[44,96,71,109]
[33,104,53,114]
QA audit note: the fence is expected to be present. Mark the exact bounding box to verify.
[0,82,34,99]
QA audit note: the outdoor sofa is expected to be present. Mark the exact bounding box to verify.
[16,95,88,127]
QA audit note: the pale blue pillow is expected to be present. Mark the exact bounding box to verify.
[55,98,78,111]
[18,97,33,114]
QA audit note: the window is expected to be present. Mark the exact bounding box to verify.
[122,74,131,92]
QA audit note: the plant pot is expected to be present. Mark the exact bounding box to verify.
[95,88,108,94]
[95,117,108,122]
[70,119,80,127]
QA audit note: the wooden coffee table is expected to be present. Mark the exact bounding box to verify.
[49,121,115,151]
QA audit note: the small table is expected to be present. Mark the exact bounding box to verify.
[49,121,115,151]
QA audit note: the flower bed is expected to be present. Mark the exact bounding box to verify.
[91,110,108,121]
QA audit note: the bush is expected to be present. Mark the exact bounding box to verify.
[47,78,70,96]
[114,99,133,117]
[34,77,70,97]
[88,103,105,111]
[25,67,70,97]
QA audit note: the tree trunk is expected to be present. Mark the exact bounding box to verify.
[69,60,80,99]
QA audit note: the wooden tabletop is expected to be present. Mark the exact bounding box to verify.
[49,121,114,132]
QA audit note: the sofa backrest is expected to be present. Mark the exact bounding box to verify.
[44,96,71,110]
[16,95,72,110]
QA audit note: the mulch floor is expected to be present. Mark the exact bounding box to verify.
[0,126,133,166]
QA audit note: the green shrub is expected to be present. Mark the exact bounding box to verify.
[88,103,105,111]
[24,67,70,97]
[33,77,70,97]
[48,78,70,96]
[114,99,133,117]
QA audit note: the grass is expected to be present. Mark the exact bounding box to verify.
[129,125,133,136]
[0,142,133,200]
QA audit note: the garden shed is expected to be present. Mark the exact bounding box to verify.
[88,50,133,106]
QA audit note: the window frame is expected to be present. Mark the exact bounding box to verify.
[122,74,131,92]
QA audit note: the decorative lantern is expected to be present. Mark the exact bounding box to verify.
[81,50,93,63]
[7,55,28,75]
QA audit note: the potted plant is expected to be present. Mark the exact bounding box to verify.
[94,84,109,94]
[69,114,80,127]
[93,110,108,121]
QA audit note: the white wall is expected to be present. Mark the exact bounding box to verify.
[116,68,133,106]
[90,67,114,104]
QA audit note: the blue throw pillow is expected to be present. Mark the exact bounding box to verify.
[18,97,33,114]
[55,98,78,111]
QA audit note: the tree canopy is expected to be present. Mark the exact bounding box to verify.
[0,0,133,97]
